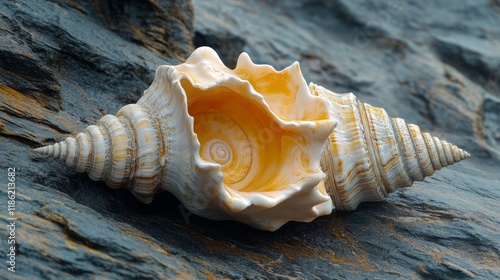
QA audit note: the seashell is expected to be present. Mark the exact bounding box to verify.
[34,47,469,231]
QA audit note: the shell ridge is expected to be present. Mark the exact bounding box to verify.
[133,105,159,193]
[98,119,113,184]
[357,101,387,197]
[320,137,342,210]
[65,137,77,168]
[442,141,455,165]
[85,125,106,181]
[393,118,425,181]
[117,114,136,189]
[149,105,166,193]
[379,115,412,192]
[108,116,131,187]
[405,123,426,179]
[408,124,434,176]
[117,106,141,190]
[422,132,441,171]
[432,136,448,167]
[389,118,414,185]
[83,130,94,175]
[74,133,90,173]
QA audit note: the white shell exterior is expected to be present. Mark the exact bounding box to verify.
[35,47,469,231]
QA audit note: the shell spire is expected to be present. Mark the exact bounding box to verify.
[34,104,167,203]
[312,84,470,211]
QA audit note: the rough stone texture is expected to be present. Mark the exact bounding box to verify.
[0,0,499,278]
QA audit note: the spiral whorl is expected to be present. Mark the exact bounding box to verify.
[34,104,164,203]
[312,85,470,211]
[392,119,470,182]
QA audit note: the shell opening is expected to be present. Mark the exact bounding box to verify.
[184,81,289,192]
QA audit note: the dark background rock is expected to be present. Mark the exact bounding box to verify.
[0,0,499,278]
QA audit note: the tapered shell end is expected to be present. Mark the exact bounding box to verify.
[34,144,65,159]
[34,133,90,173]
[34,146,51,155]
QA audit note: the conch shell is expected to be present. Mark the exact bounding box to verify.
[35,47,469,231]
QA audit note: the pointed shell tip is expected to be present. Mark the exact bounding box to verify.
[34,146,50,156]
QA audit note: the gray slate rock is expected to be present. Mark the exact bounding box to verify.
[1,0,499,278]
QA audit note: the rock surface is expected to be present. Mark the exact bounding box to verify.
[1,0,499,278]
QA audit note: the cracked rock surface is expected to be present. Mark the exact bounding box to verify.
[1,0,499,278]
